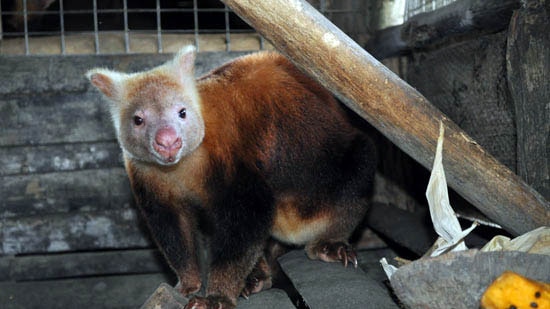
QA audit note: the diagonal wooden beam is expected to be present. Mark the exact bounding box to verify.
[222,0,549,236]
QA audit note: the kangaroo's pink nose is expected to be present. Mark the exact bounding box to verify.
[154,127,182,161]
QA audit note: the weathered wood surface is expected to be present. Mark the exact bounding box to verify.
[234,288,296,309]
[506,0,550,200]
[366,0,520,59]
[0,273,169,309]
[222,0,549,236]
[1,92,116,146]
[0,142,122,176]
[0,52,248,96]
[366,202,436,256]
[0,249,169,281]
[0,248,398,308]
[279,250,399,308]
[390,250,550,309]
[406,32,517,171]
[0,209,151,255]
[356,248,398,284]
[142,249,403,308]
[1,168,132,218]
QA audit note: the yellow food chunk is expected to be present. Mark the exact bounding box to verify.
[481,271,550,309]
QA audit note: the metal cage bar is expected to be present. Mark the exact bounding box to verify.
[0,0,363,55]
[405,0,458,20]
[156,0,162,53]
[59,0,65,54]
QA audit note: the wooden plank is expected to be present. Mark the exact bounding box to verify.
[1,168,133,218]
[278,250,399,308]
[0,142,122,176]
[356,248,398,284]
[0,249,169,282]
[390,250,550,309]
[236,289,296,309]
[0,273,170,309]
[366,203,436,256]
[506,0,550,199]
[0,52,247,96]
[222,0,549,236]
[0,209,152,255]
[366,0,520,59]
[0,92,116,146]
[406,32,517,171]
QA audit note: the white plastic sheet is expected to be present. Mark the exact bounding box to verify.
[424,122,477,257]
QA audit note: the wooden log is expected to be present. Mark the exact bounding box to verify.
[506,0,550,200]
[222,0,549,236]
[366,0,520,59]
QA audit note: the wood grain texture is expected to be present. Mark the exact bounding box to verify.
[222,0,549,235]
[0,209,151,255]
[390,250,550,309]
[506,0,550,199]
[0,249,169,281]
[279,250,399,309]
[0,273,168,309]
[407,32,517,171]
[0,168,132,218]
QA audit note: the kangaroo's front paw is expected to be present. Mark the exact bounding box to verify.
[175,271,201,296]
[306,241,358,268]
[184,295,236,309]
[241,257,272,299]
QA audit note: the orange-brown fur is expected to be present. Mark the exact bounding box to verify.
[87,47,376,309]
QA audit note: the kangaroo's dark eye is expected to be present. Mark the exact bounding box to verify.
[179,108,187,119]
[133,116,144,126]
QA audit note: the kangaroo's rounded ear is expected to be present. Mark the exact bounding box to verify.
[172,45,197,77]
[86,69,126,99]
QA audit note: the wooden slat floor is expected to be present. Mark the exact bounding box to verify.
[0,249,400,309]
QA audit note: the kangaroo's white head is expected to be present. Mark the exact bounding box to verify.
[86,46,205,166]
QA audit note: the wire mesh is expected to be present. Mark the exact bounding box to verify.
[0,0,362,56]
[405,0,457,20]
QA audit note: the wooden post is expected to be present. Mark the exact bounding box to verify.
[506,0,550,200]
[222,0,549,235]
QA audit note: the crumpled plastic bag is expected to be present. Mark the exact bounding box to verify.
[481,226,550,255]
